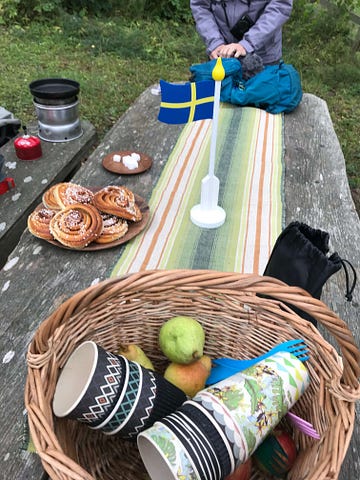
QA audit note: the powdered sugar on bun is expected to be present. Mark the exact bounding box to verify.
[53,182,94,209]
[93,185,142,222]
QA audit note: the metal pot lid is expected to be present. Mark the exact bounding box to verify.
[29,78,80,100]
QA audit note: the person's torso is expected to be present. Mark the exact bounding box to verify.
[209,0,282,64]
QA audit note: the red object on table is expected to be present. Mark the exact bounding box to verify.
[14,134,42,160]
[0,177,15,195]
[224,458,252,480]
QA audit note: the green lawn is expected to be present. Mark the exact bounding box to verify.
[1,19,205,137]
[1,11,359,212]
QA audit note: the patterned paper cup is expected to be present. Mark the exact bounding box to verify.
[160,403,234,480]
[145,370,188,426]
[138,400,236,480]
[138,351,309,480]
[192,350,310,462]
[52,341,127,426]
[100,360,187,438]
[94,358,141,434]
[118,367,188,440]
[138,421,202,480]
[191,390,250,464]
[179,400,236,477]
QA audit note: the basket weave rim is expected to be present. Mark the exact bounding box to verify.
[24,269,360,480]
[28,269,360,393]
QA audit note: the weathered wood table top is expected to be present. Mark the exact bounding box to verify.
[0,120,97,269]
[0,88,359,479]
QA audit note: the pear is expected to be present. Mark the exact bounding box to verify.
[163,354,212,397]
[118,343,154,370]
[198,354,212,372]
[159,316,205,364]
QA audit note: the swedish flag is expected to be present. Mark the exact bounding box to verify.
[158,79,215,124]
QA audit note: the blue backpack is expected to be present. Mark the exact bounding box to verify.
[189,58,302,114]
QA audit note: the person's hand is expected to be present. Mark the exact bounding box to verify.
[217,43,246,58]
[209,45,226,60]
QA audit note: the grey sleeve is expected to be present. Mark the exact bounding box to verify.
[190,0,226,54]
[240,0,293,53]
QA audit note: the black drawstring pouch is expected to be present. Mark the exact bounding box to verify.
[263,221,356,326]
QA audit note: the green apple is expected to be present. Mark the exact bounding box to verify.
[159,316,205,364]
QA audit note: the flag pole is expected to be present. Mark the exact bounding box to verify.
[190,57,226,229]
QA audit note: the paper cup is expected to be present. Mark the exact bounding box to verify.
[117,366,188,439]
[193,350,310,461]
[99,360,187,438]
[138,399,236,480]
[138,421,201,480]
[52,341,126,425]
[160,404,233,480]
[94,358,141,433]
[53,339,187,439]
[138,351,310,480]
[179,400,236,477]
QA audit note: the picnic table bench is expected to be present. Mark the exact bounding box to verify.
[0,87,359,479]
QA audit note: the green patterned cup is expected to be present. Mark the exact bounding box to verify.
[138,351,309,480]
[193,350,310,463]
[138,421,201,480]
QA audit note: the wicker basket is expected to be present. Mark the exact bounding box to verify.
[25,270,360,480]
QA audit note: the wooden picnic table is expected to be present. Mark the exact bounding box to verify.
[0,87,359,479]
[0,120,97,269]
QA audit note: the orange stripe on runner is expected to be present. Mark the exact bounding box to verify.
[267,117,276,259]
[241,111,262,273]
[137,120,209,271]
[122,121,205,272]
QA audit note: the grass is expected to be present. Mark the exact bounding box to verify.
[0,9,359,212]
[1,18,205,133]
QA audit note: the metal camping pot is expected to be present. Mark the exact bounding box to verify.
[29,78,83,142]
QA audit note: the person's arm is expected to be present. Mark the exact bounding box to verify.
[240,0,293,54]
[190,0,226,56]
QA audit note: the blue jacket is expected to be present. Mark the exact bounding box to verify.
[189,58,302,114]
[190,0,293,65]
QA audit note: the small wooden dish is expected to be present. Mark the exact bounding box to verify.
[102,151,152,175]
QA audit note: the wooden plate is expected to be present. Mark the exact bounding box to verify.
[102,151,152,175]
[34,192,150,251]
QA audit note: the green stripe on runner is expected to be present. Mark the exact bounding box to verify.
[197,107,244,271]
[165,107,230,270]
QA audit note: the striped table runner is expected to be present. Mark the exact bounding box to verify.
[111,105,284,277]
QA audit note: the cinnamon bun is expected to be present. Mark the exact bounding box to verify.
[53,182,94,209]
[42,185,62,210]
[49,204,103,249]
[27,207,56,240]
[95,213,129,244]
[93,185,142,222]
